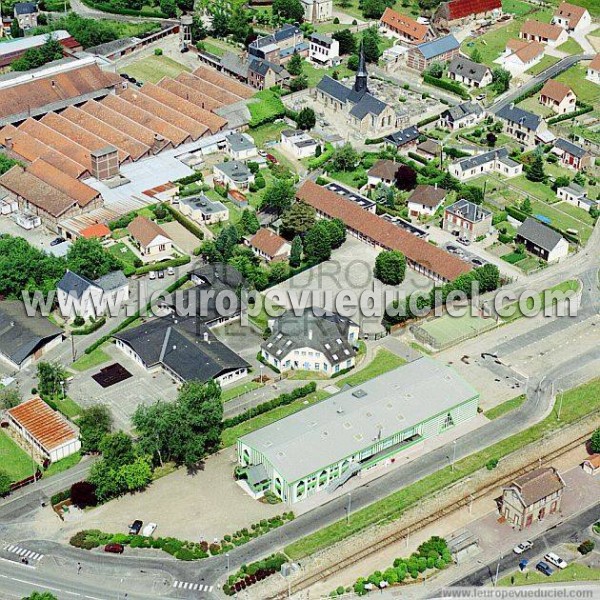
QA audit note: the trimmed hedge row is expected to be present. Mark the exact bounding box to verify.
[135,255,190,276]
[308,142,334,170]
[224,554,287,596]
[71,317,106,336]
[547,104,593,125]
[512,82,544,105]
[174,172,204,186]
[164,203,205,241]
[407,151,429,165]
[222,382,317,429]
[416,113,440,128]
[422,75,470,100]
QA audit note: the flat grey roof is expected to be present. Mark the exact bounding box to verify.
[240,357,478,482]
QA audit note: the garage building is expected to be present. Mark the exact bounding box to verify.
[237,357,479,503]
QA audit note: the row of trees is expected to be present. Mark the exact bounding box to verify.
[12,36,63,72]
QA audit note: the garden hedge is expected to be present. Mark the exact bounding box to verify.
[164,204,204,240]
[134,255,190,276]
[422,75,470,100]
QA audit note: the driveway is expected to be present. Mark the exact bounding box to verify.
[160,220,202,255]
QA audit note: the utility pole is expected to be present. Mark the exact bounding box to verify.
[557,388,564,420]
[451,439,457,471]
[346,492,352,525]
[71,335,76,363]
[494,554,503,586]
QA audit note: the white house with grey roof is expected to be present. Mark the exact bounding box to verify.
[56,269,129,322]
[309,32,340,67]
[515,217,569,262]
[213,160,254,191]
[448,148,522,181]
[237,357,479,503]
[447,56,492,88]
[557,183,596,213]
[440,101,485,131]
[443,199,492,240]
[225,133,257,161]
[180,194,229,225]
[261,310,359,376]
[496,104,547,148]
[280,129,319,159]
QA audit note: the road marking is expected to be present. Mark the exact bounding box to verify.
[4,546,43,561]
[173,580,210,591]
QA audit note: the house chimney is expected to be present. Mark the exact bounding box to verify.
[308,329,313,341]
[434,182,437,190]
[51,80,56,88]
[203,332,209,342]
[5,137,13,150]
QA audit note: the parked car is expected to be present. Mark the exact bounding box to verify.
[142,522,157,537]
[513,541,533,554]
[518,559,529,571]
[476,94,486,101]
[258,150,267,157]
[104,543,124,554]
[50,237,66,246]
[536,561,553,576]
[129,520,143,535]
[544,552,567,569]
[149,271,156,280]
[458,237,471,246]
[265,153,278,164]
[157,270,165,279]
[167,266,175,276]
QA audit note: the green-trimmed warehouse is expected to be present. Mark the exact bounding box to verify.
[236,356,479,504]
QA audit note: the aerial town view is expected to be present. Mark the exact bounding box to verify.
[0,0,599,596]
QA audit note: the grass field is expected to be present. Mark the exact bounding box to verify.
[555,64,600,106]
[54,396,83,419]
[284,375,600,560]
[525,55,560,76]
[529,199,594,242]
[221,390,330,447]
[107,242,138,271]
[555,201,596,226]
[499,563,600,586]
[248,89,286,128]
[44,452,82,478]
[249,122,289,148]
[119,55,190,84]
[556,38,583,55]
[71,347,111,372]
[509,175,558,204]
[502,0,534,16]
[415,312,498,349]
[303,61,353,88]
[484,395,526,420]
[221,381,263,402]
[335,349,406,388]
[0,431,37,482]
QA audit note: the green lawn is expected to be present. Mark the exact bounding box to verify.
[285,374,600,560]
[517,95,555,118]
[417,312,498,349]
[71,347,111,372]
[119,55,190,84]
[288,369,329,380]
[529,199,593,242]
[525,55,560,76]
[555,64,600,106]
[248,89,286,128]
[0,430,37,482]
[54,396,83,420]
[335,349,406,388]
[499,563,600,586]
[556,38,583,55]
[249,122,289,148]
[44,451,82,478]
[221,390,330,447]
[555,201,596,226]
[484,395,526,419]
[201,41,225,57]
[509,175,559,204]
[502,0,534,16]
[302,61,353,88]
[107,242,139,270]
[247,294,285,331]
[221,381,263,402]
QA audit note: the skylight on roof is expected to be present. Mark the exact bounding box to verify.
[324,343,331,350]
[336,338,343,344]
[332,354,338,360]
[276,333,283,340]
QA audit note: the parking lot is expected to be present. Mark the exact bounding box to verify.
[0,215,56,249]
[444,241,490,268]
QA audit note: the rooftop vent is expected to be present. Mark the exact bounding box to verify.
[352,389,367,398]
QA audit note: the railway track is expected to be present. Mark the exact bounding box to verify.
[273,422,596,598]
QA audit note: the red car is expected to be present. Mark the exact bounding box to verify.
[265,154,278,165]
[104,543,124,554]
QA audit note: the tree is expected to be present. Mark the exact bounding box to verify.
[280,202,316,238]
[374,250,406,285]
[486,132,497,147]
[425,62,444,79]
[289,74,308,92]
[287,52,304,76]
[526,153,546,183]
[229,4,250,43]
[10,19,23,39]
[521,197,532,214]
[238,209,260,235]
[0,387,20,410]
[211,2,231,38]
[70,481,97,508]
[36,362,68,401]
[590,428,600,453]
[304,221,332,263]
[100,432,136,469]
[159,0,177,17]
[191,14,208,41]
[12,35,63,71]
[361,26,381,63]
[461,185,484,205]
[66,237,123,280]
[78,405,112,453]
[324,218,346,249]
[296,107,316,130]
[331,143,359,172]
[491,67,512,94]
[573,171,586,186]
[347,54,359,70]
[552,175,571,191]
[0,470,11,496]
[470,48,482,63]
[22,594,58,600]
[289,235,303,267]
[214,224,240,260]
[332,29,356,55]
[361,0,387,19]
[394,165,417,190]
[89,453,152,502]
[272,0,304,21]
[262,179,295,215]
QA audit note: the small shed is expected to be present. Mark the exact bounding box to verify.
[582,454,600,476]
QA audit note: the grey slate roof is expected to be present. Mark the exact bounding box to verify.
[384,125,420,147]
[446,198,491,222]
[448,56,490,84]
[453,147,510,172]
[180,194,227,217]
[227,133,255,152]
[349,93,388,119]
[516,217,564,251]
[496,104,541,131]
[192,263,244,290]
[559,182,586,197]
[215,160,251,183]
[442,100,483,123]
[310,32,333,45]
[554,137,587,159]
[262,310,357,366]
[95,270,128,292]
[415,34,459,59]
[274,24,301,42]
[14,2,37,15]
[221,52,250,79]
[57,270,95,299]
[316,75,351,103]
[0,301,62,367]
[114,314,249,383]
[316,75,388,118]
[240,356,478,483]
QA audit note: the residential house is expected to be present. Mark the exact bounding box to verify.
[519,20,568,46]
[407,35,460,72]
[13,2,38,30]
[56,269,129,322]
[309,32,340,67]
[379,8,432,45]
[7,397,80,463]
[114,314,250,387]
[301,0,333,23]
[582,455,600,476]
[551,2,591,32]
[496,104,546,148]
[434,0,501,28]
[213,160,254,191]
[416,139,442,160]
[248,228,291,262]
[407,184,447,217]
[367,159,401,187]
[79,223,111,240]
[440,101,484,131]
[248,24,307,66]
[261,310,359,375]
[586,54,600,84]
[447,56,492,88]
[180,194,229,225]
[127,215,173,262]
[448,148,523,181]
[502,39,545,72]
[281,129,319,159]
[557,183,596,212]
[225,133,257,161]
[0,301,63,370]
[501,467,565,529]
[539,79,577,114]
[383,125,420,152]
[515,217,569,262]
[552,137,594,170]
[443,199,492,240]
[248,59,291,90]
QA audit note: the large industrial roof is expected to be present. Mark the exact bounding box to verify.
[240,357,478,482]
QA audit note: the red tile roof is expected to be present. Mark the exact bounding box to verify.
[176,72,243,106]
[192,65,254,99]
[445,0,501,20]
[380,8,429,43]
[127,215,171,247]
[157,77,223,111]
[553,2,588,28]
[520,20,565,41]
[513,40,545,63]
[80,223,111,239]
[539,79,574,103]
[297,180,471,281]
[8,397,78,452]
[584,454,600,469]
[249,228,289,259]
[589,54,600,71]
[407,184,447,208]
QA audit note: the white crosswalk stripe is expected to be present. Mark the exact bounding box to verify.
[4,545,44,561]
[172,581,212,592]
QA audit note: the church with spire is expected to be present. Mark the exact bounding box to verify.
[313,41,400,137]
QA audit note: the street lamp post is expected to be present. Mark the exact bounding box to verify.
[494,554,503,586]
[346,492,352,525]
[451,440,457,471]
[557,388,564,420]
[226,552,230,571]
[59,380,65,399]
